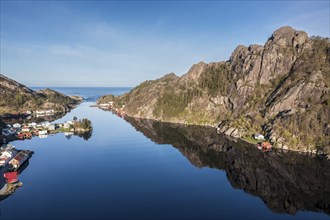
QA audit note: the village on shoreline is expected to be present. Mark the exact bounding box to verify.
[0,105,93,201]
[1,116,93,144]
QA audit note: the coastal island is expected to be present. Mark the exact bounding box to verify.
[0,74,83,117]
[0,74,93,145]
[97,26,330,157]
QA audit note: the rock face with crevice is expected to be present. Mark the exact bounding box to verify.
[98,26,330,155]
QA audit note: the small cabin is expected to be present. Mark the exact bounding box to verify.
[36,110,46,114]
[39,130,48,135]
[47,125,56,131]
[21,126,30,132]
[261,142,272,149]
[9,151,29,169]
[41,122,51,127]
[17,133,25,139]
[64,123,71,129]
[13,123,21,129]
[28,122,37,128]
[45,109,55,114]
[254,133,265,140]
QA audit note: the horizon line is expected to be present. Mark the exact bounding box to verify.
[29,85,134,88]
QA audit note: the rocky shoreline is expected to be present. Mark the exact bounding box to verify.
[96,102,330,158]
[123,114,330,158]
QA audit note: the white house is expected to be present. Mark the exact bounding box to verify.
[41,122,51,128]
[2,151,13,158]
[45,109,55,114]
[13,123,21,129]
[28,122,37,128]
[47,124,56,131]
[21,126,30,132]
[254,133,265,140]
[64,123,71,129]
[39,130,48,135]
[99,103,110,107]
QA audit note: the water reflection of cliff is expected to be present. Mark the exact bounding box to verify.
[125,117,330,216]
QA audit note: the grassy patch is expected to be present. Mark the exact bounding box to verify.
[242,136,261,144]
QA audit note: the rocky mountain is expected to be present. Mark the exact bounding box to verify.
[0,74,82,114]
[98,26,330,155]
[125,117,330,215]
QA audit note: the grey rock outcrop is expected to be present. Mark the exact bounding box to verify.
[98,26,330,155]
[259,26,310,84]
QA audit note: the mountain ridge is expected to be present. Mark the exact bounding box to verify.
[98,26,330,155]
[0,74,83,114]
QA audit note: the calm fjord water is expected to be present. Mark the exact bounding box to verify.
[1,88,329,220]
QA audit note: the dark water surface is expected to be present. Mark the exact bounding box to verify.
[1,88,329,220]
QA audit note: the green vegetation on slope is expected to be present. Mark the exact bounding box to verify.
[198,63,232,97]
[97,27,330,155]
[153,87,204,119]
[0,75,80,114]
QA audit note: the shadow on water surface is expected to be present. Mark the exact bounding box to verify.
[125,117,330,216]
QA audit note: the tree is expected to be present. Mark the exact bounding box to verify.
[80,118,92,130]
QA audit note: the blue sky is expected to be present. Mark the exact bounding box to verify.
[1,1,329,87]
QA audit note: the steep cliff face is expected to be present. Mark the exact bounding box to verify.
[98,26,330,155]
[0,74,82,114]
